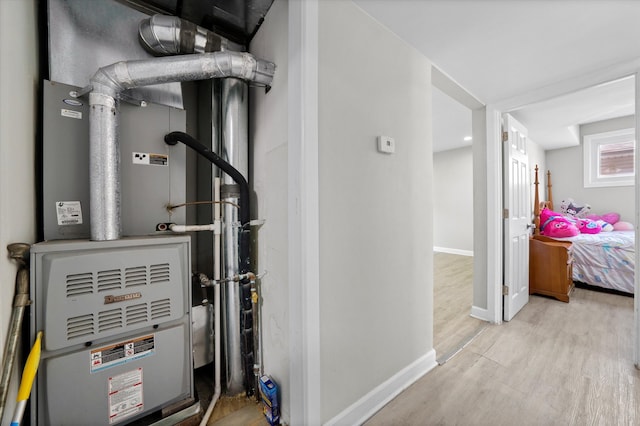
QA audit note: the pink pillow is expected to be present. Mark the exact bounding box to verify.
[613,221,634,231]
[601,212,620,225]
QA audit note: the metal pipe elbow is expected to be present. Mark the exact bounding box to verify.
[139,14,223,55]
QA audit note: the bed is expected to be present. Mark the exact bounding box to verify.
[531,166,635,296]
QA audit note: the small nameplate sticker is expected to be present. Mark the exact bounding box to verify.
[105,292,142,304]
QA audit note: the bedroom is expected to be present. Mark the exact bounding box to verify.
[517,76,635,300]
[434,73,635,341]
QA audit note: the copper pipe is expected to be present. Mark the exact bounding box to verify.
[0,243,31,422]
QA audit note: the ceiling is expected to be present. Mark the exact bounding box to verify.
[353,0,640,152]
[510,75,635,149]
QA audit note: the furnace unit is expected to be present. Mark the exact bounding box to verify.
[30,235,196,425]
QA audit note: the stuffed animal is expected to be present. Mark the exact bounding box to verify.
[560,198,591,219]
[576,218,602,234]
[595,220,614,232]
[539,208,580,237]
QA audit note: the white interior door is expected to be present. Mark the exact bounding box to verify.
[503,113,531,321]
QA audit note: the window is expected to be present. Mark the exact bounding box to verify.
[583,128,635,188]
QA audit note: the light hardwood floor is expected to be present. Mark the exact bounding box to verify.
[366,287,637,425]
[433,252,485,361]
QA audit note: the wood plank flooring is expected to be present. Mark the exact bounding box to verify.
[433,252,485,360]
[366,288,638,425]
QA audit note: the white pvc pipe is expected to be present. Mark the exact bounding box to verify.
[168,223,218,233]
[200,178,222,426]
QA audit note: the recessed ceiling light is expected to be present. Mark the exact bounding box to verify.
[464,136,472,141]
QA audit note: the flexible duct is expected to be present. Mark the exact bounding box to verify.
[87,51,275,240]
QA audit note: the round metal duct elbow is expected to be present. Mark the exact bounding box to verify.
[139,14,223,55]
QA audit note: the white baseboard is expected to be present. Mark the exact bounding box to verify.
[471,305,491,322]
[433,247,473,257]
[324,350,437,426]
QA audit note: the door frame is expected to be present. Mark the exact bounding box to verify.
[484,59,640,365]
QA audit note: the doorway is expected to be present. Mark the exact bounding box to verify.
[508,75,635,303]
[486,70,639,363]
[431,70,487,362]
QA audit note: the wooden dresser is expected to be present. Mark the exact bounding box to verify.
[529,235,573,302]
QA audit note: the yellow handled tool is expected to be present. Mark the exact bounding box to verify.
[10,331,42,426]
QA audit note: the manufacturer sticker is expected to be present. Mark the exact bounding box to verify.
[90,334,155,373]
[132,152,168,166]
[108,368,144,424]
[56,201,83,225]
[61,108,82,119]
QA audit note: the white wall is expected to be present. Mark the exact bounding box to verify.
[0,0,38,422]
[433,146,473,254]
[546,115,635,223]
[318,1,434,422]
[249,0,291,422]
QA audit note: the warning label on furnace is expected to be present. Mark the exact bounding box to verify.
[56,201,83,225]
[108,368,144,424]
[90,334,155,373]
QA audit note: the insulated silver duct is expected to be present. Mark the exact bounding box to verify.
[87,51,275,240]
[138,14,227,55]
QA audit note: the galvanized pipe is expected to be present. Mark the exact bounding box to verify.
[220,78,251,394]
[87,51,275,240]
[0,243,31,422]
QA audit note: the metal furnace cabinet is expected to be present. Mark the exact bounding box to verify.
[29,236,195,425]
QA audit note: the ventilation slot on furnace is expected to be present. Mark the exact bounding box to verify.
[126,303,148,326]
[151,299,171,320]
[66,272,94,297]
[150,263,170,284]
[98,308,123,332]
[97,269,122,292]
[126,265,147,287]
[67,314,94,339]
